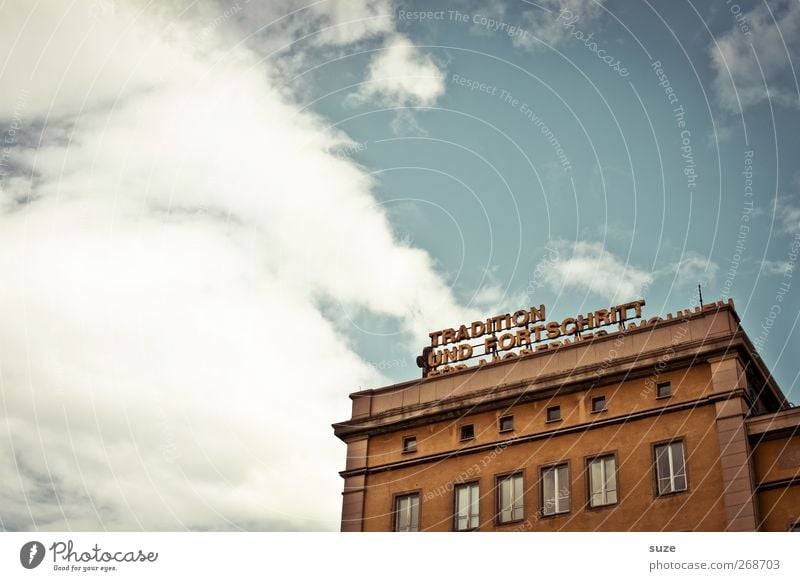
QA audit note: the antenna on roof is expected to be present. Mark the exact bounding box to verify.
[698,284,704,308]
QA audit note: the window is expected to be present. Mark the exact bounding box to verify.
[499,415,514,433]
[460,424,475,441]
[393,493,420,532]
[497,473,524,523]
[656,382,672,398]
[591,395,607,413]
[402,436,417,453]
[541,464,570,516]
[654,441,687,495]
[546,406,561,422]
[588,455,617,507]
[454,482,480,531]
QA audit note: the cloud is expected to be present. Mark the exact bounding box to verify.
[779,203,800,233]
[0,1,475,531]
[537,242,718,304]
[209,0,394,54]
[673,252,719,285]
[762,260,793,275]
[763,194,800,235]
[710,0,800,112]
[538,241,653,303]
[353,34,446,107]
[306,0,394,46]
[0,1,184,120]
[514,0,607,51]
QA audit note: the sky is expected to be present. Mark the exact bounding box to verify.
[0,0,798,531]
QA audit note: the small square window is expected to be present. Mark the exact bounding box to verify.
[591,396,607,413]
[546,406,561,422]
[402,436,417,453]
[656,382,672,398]
[499,415,514,432]
[460,424,475,441]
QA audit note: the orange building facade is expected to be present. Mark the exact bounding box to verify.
[333,299,800,531]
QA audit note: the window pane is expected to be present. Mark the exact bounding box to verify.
[604,457,617,505]
[409,495,419,531]
[670,442,687,492]
[500,478,512,521]
[543,469,555,516]
[655,445,671,494]
[604,457,617,496]
[589,460,603,505]
[469,484,480,528]
[396,496,408,531]
[556,465,570,513]
[512,475,524,520]
[457,486,469,518]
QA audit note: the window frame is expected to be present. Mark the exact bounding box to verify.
[546,405,561,423]
[452,479,481,532]
[495,470,526,526]
[459,424,475,442]
[539,461,571,518]
[656,381,672,399]
[391,490,422,532]
[590,395,607,413]
[652,438,689,497]
[584,451,619,510]
[402,435,417,454]
[498,415,514,433]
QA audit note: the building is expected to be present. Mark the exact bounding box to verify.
[332,298,800,531]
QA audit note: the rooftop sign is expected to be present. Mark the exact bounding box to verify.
[417,299,645,377]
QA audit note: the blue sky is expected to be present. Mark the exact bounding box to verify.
[0,0,798,531]
[306,0,800,398]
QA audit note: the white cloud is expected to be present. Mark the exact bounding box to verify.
[307,0,394,46]
[0,1,183,119]
[514,0,606,51]
[710,0,800,112]
[537,242,718,304]
[762,260,793,275]
[207,0,394,54]
[779,203,800,233]
[673,252,719,285]
[538,241,653,303]
[353,34,446,107]
[0,1,474,531]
